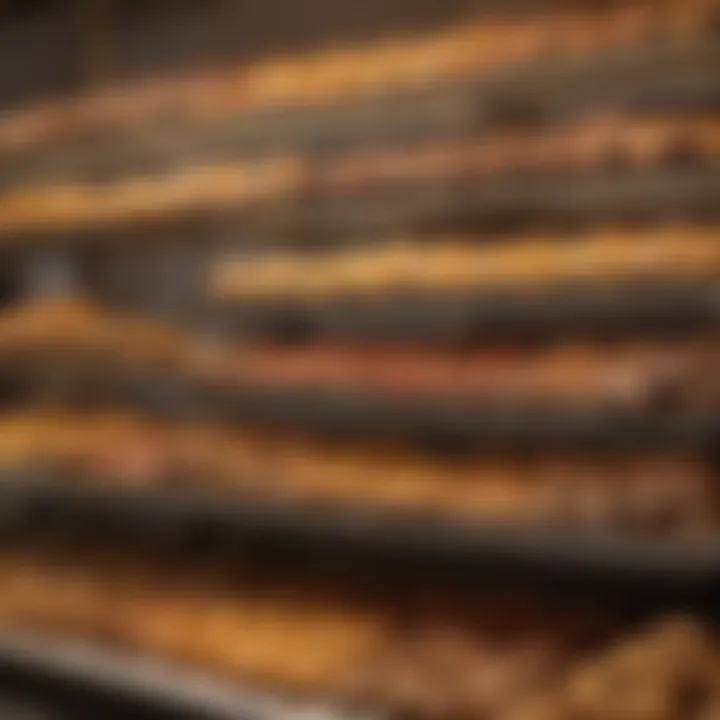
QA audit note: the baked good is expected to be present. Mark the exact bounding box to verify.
[0,407,713,535]
[211,226,720,300]
[1,547,717,718]
[1,1,713,159]
[2,111,717,236]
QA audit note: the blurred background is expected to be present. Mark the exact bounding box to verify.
[0,0,718,718]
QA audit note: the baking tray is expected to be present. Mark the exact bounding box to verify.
[8,162,720,250]
[215,278,720,343]
[0,358,716,450]
[288,164,720,241]
[184,385,720,450]
[0,630,379,720]
[0,359,716,450]
[1,38,718,193]
[0,480,719,605]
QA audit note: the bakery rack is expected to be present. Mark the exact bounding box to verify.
[214,278,720,344]
[0,39,719,248]
[0,358,717,449]
[0,478,718,608]
[2,38,719,196]
[143,386,720,450]
[0,630,381,720]
[1,2,720,718]
[5,164,720,252]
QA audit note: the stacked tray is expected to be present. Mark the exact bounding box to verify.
[0,1,719,718]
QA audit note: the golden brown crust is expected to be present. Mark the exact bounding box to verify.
[0,156,306,235]
[211,226,720,300]
[190,339,719,408]
[0,296,187,367]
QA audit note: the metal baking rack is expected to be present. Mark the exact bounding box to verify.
[183,385,720,450]
[0,630,381,720]
[1,252,719,450]
[6,159,720,252]
[0,39,718,252]
[1,38,718,196]
[0,479,719,607]
[284,165,720,242]
[0,10,718,720]
[0,357,716,450]
[215,278,720,343]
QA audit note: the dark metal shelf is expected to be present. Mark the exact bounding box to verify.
[0,359,717,450]
[190,387,719,450]
[1,480,720,606]
[217,278,720,344]
[0,365,716,451]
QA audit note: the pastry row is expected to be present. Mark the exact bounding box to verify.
[316,114,720,192]
[0,547,717,718]
[0,297,183,364]
[190,340,720,409]
[2,114,718,236]
[0,409,714,534]
[1,298,719,410]
[212,225,720,300]
[0,0,715,157]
